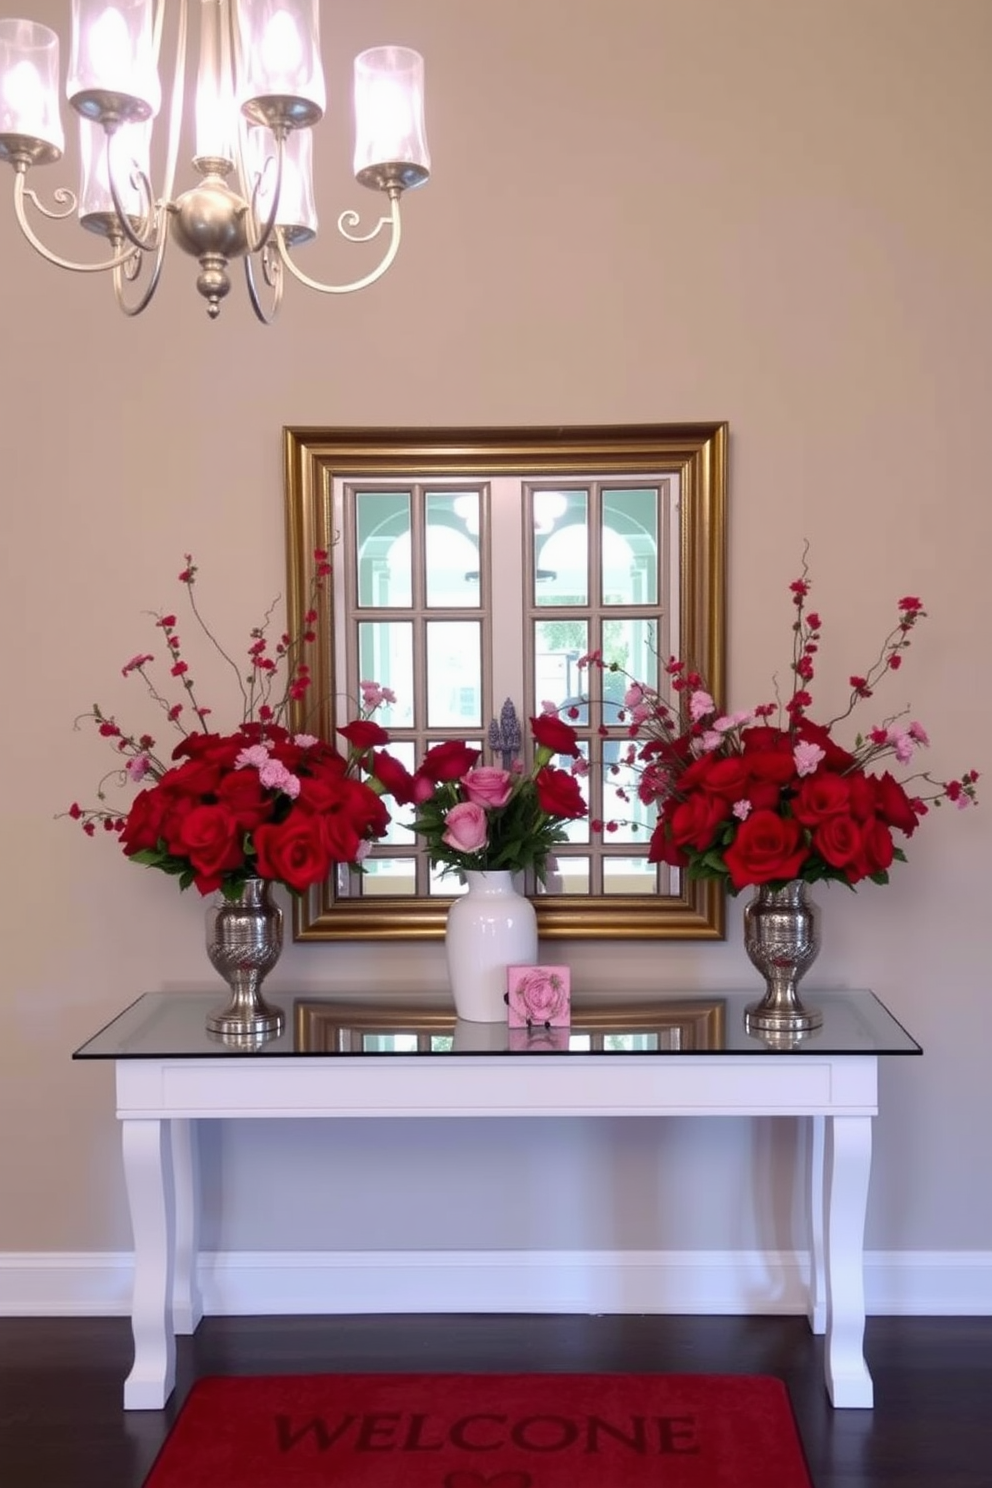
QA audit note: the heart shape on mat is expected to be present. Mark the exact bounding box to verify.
[444,1474,533,1488]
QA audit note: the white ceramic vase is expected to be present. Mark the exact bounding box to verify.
[444,870,539,1022]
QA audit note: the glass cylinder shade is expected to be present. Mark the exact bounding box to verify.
[194,0,237,166]
[243,122,316,244]
[235,0,325,130]
[78,115,150,234]
[67,0,161,125]
[353,46,430,193]
[0,19,64,162]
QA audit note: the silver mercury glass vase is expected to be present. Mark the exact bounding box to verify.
[743,880,824,1035]
[205,877,285,1040]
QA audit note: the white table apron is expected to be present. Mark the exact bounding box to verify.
[115,1051,877,1411]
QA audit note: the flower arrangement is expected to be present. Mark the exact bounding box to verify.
[586,563,979,893]
[382,699,589,882]
[64,553,395,899]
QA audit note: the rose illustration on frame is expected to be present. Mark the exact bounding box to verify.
[506,965,571,1027]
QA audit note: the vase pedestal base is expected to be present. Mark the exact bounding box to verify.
[744,993,824,1036]
[206,991,285,1042]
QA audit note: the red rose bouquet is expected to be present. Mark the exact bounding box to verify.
[379,700,589,882]
[64,552,395,899]
[587,563,979,894]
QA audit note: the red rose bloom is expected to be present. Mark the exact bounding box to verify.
[254,814,331,892]
[158,755,225,799]
[792,772,851,825]
[667,792,729,851]
[856,818,895,878]
[743,748,798,786]
[647,816,689,867]
[795,719,856,772]
[740,725,793,756]
[369,749,417,805]
[745,779,785,812]
[170,803,242,886]
[418,740,481,783]
[847,772,876,821]
[217,769,273,831]
[813,814,861,869]
[120,786,172,856]
[530,714,581,758]
[170,732,244,768]
[534,765,587,819]
[723,809,810,890]
[873,771,920,837]
[337,720,390,750]
[319,782,388,864]
[700,755,751,800]
[676,751,721,792]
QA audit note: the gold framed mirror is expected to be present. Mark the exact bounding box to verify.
[284,422,727,941]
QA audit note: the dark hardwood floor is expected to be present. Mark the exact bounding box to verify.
[1,1313,990,1487]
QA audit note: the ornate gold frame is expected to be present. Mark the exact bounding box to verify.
[284,422,727,942]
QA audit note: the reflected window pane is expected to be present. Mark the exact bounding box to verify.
[533,619,588,718]
[608,617,661,695]
[356,490,411,607]
[362,1032,420,1052]
[430,862,466,896]
[534,490,588,607]
[604,1032,661,1051]
[602,488,658,606]
[360,857,418,896]
[603,856,657,895]
[540,855,590,894]
[601,754,653,844]
[357,622,414,726]
[426,491,481,609]
[427,621,481,727]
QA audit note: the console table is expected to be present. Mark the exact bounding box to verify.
[73,987,920,1412]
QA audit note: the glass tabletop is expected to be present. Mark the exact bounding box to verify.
[73,988,922,1059]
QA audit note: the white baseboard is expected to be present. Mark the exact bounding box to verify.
[1,1248,990,1318]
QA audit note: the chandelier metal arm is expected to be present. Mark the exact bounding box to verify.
[242,128,286,258]
[105,131,161,254]
[243,242,285,325]
[111,226,169,316]
[274,190,403,295]
[11,168,149,274]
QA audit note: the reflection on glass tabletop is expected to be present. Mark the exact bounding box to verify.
[74,989,921,1060]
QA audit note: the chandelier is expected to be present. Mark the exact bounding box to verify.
[0,1,430,320]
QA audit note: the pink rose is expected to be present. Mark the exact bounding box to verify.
[462,766,513,809]
[442,801,489,854]
[508,968,570,1027]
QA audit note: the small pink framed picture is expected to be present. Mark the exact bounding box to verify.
[506,965,571,1028]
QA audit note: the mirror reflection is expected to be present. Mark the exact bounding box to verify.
[284,424,727,940]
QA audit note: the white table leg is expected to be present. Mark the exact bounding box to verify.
[170,1118,203,1335]
[807,1114,827,1334]
[122,1118,176,1410]
[823,1113,874,1407]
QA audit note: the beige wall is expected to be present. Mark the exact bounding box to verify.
[1,0,990,1267]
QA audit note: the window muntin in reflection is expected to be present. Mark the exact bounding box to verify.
[339,471,679,901]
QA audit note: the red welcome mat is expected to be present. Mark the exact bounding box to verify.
[142,1372,813,1488]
